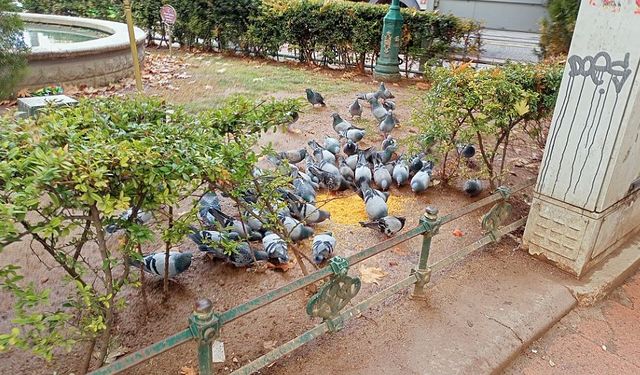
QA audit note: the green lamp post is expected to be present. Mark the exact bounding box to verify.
[373,0,403,82]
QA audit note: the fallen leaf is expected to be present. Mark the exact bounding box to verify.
[104,344,128,364]
[452,229,464,237]
[263,340,278,350]
[216,68,227,74]
[548,359,556,367]
[359,265,387,285]
[179,366,197,375]
[601,345,607,351]
[232,357,239,363]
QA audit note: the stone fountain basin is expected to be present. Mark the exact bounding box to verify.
[19,13,146,90]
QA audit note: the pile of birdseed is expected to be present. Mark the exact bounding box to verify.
[316,193,408,225]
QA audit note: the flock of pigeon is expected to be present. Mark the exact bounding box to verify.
[121,82,484,280]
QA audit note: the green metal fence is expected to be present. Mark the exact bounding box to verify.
[89,178,534,375]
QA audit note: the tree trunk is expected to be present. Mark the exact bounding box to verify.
[164,205,174,295]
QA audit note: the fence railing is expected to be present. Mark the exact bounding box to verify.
[89,178,535,375]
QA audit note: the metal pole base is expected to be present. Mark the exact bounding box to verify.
[373,70,402,82]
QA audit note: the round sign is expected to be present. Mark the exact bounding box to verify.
[160,4,177,26]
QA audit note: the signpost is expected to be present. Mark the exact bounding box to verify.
[160,4,177,56]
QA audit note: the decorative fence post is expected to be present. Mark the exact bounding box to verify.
[373,0,403,82]
[411,207,440,300]
[189,299,220,375]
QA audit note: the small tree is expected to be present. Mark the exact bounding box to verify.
[0,95,300,372]
[412,62,562,188]
[0,0,28,99]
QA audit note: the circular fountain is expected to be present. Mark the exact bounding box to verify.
[19,13,146,90]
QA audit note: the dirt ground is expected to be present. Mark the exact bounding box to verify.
[0,50,542,374]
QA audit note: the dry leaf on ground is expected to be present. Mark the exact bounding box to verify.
[359,265,388,285]
[263,340,278,350]
[452,229,464,237]
[179,366,197,375]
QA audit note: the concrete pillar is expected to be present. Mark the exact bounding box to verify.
[523,0,640,277]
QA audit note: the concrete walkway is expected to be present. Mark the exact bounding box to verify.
[479,29,540,64]
[504,269,640,374]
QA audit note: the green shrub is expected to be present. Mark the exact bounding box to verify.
[412,62,563,187]
[540,0,580,57]
[0,95,300,370]
[0,0,28,99]
[22,0,482,73]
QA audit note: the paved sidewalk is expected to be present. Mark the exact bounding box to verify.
[504,270,640,374]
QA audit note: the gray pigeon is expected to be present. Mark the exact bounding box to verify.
[278,149,307,164]
[339,156,355,182]
[345,154,358,170]
[209,207,261,240]
[309,140,335,165]
[369,97,389,122]
[463,179,483,197]
[343,139,358,156]
[306,88,325,107]
[309,166,352,191]
[376,141,398,164]
[227,243,263,267]
[458,144,476,159]
[197,192,221,229]
[355,152,372,185]
[360,182,388,220]
[289,201,331,224]
[356,92,380,101]
[339,128,366,143]
[332,113,353,133]
[262,232,289,264]
[377,82,394,99]
[409,153,425,175]
[382,99,396,111]
[279,213,314,242]
[324,137,341,155]
[348,99,363,118]
[360,216,406,237]
[381,135,396,150]
[312,232,337,264]
[373,156,392,191]
[188,228,240,259]
[130,252,192,277]
[293,177,317,204]
[106,208,153,234]
[379,111,396,137]
[411,161,434,194]
[392,156,410,187]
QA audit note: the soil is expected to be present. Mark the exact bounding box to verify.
[0,50,543,375]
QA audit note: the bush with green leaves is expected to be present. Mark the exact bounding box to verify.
[0,0,28,99]
[540,0,580,57]
[0,95,300,372]
[22,0,481,73]
[411,62,563,188]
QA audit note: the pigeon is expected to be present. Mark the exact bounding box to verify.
[242,208,264,232]
[188,228,240,259]
[279,213,314,242]
[262,232,289,264]
[369,97,389,122]
[356,92,381,101]
[309,140,335,164]
[343,139,358,156]
[312,154,341,179]
[382,99,396,111]
[411,161,434,194]
[306,88,325,107]
[379,111,396,137]
[377,82,394,99]
[376,141,399,164]
[348,99,363,118]
[339,128,366,143]
[289,201,331,224]
[355,152,372,185]
[106,208,153,233]
[324,137,341,155]
[345,154,358,170]
[392,156,410,187]
[359,182,388,220]
[293,177,317,204]
[209,207,261,240]
[312,232,337,264]
[310,166,352,191]
[373,156,392,191]
[463,179,483,197]
[360,216,406,237]
[282,111,300,132]
[227,243,263,267]
[458,144,476,159]
[130,252,192,278]
[409,153,425,175]
[339,156,355,182]
[332,113,354,133]
[196,192,222,228]
[278,149,307,164]
[382,135,396,151]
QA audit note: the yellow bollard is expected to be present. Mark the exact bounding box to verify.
[123,0,143,92]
